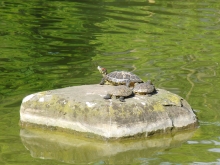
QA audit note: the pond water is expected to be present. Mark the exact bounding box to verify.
[1,0,220,164]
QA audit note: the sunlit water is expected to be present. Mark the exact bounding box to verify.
[1,0,220,164]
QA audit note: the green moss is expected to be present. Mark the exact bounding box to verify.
[132,106,144,115]
[152,102,165,111]
[167,94,181,106]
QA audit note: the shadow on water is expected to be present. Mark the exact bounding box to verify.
[20,127,196,164]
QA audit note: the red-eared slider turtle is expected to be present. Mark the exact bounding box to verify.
[104,85,133,102]
[133,80,156,95]
[97,66,143,87]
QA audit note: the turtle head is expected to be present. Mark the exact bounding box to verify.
[97,66,107,75]
[146,80,152,84]
[134,83,139,87]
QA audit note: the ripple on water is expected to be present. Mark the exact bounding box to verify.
[1,0,220,164]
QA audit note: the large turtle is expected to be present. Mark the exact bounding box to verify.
[104,85,133,102]
[133,80,156,95]
[97,66,143,87]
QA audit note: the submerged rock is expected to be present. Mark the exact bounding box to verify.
[19,84,198,139]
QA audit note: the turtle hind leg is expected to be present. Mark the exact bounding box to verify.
[104,94,111,100]
[119,96,125,102]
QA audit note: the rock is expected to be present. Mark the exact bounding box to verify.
[19,85,198,139]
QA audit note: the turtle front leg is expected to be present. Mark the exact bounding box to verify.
[104,94,111,100]
[99,78,105,85]
[119,96,125,102]
[125,80,131,87]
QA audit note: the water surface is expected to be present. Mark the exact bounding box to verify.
[1,0,220,164]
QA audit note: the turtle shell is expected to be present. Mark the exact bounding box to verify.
[108,85,133,97]
[106,71,143,86]
[133,81,155,94]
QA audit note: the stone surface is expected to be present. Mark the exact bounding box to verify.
[19,84,198,139]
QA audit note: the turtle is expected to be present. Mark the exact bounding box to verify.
[97,66,143,87]
[133,80,156,95]
[104,85,133,102]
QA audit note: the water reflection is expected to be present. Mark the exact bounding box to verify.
[20,128,196,164]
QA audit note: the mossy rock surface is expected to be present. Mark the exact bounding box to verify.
[20,84,198,139]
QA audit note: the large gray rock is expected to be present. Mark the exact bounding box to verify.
[19,85,198,139]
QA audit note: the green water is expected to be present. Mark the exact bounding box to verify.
[1,0,220,164]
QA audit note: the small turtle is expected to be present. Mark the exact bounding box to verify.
[97,66,143,87]
[104,85,133,102]
[133,80,156,95]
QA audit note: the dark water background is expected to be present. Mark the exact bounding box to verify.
[1,0,220,164]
